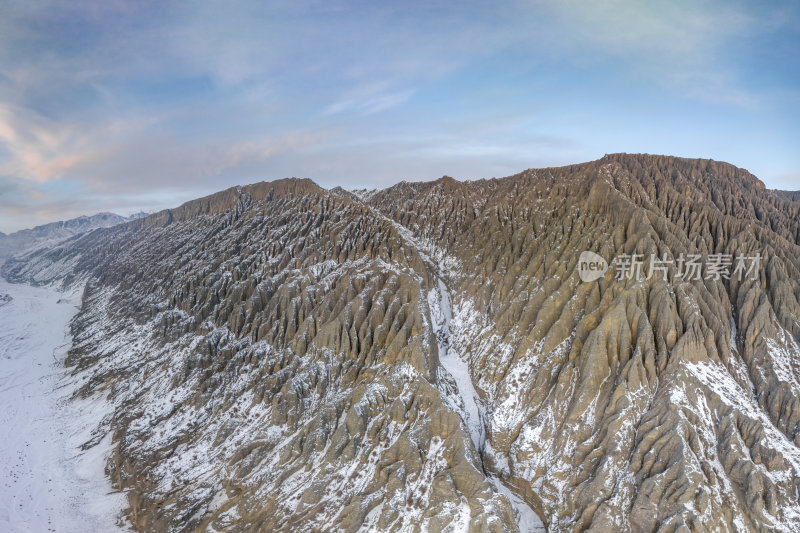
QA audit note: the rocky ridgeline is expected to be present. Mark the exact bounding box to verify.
[4,154,800,532]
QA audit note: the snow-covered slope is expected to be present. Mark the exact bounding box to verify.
[0,278,129,532]
[0,212,147,263]
[3,155,800,532]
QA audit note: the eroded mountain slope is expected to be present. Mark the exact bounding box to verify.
[4,154,800,532]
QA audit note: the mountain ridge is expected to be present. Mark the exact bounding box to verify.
[123,154,778,233]
[0,211,149,262]
[3,153,800,532]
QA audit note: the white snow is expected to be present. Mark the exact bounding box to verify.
[489,477,546,533]
[349,188,381,202]
[685,359,800,479]
[0,278,129,532]
[428,278,546,532]
[429,278,485,450]
[765,326,800,393]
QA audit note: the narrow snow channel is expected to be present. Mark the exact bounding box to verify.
[429,278,484,448]
[428,278,545,532]
[0,277,129,532]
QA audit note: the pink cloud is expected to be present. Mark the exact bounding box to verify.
[0,105,84,182]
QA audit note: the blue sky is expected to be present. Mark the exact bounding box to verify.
[1,0,798,232]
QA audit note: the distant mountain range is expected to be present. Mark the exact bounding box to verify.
[0,212,148,262]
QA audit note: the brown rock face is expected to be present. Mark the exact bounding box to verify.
[4,153,800,532]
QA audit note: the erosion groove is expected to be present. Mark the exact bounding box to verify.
[4,154,800,532]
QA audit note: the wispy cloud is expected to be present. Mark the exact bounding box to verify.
[0,0,797,232]
[530,0,761,106]
[325,85,416,115]
[0,104,84,182]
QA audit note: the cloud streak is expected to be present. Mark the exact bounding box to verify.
[0,0,798,232]
[0,104,85,182]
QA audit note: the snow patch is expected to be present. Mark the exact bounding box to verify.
[429,278,484,450]
[0,277,129,532]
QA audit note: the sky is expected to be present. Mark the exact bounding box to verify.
[0,0,799,233]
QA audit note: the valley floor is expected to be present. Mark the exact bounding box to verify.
[0,277,128,532]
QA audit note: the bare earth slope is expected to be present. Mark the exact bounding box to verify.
[4,154,800,532]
